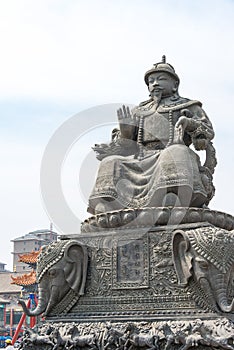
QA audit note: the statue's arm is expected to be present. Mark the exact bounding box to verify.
[175,105,214,150]
[188,105,214,150]
[187,105,214,136]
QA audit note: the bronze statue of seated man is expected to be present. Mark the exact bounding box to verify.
[88,56,216,214]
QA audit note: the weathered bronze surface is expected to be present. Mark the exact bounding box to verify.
[18,58,234,350]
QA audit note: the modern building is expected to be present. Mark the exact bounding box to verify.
[0,263,7,273]
[11,229,58,273]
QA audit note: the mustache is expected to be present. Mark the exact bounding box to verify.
[151,86,164,92]
[150,88,163,99]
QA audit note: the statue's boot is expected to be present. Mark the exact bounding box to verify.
[162,192,181,207]
[94,198,123,214]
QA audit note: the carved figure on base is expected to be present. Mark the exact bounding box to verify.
[172,228,234,314]
[19,240,88,317]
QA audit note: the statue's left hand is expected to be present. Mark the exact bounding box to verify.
[175,116,189,131]
[175,108,195,134]
[174,116,190,143]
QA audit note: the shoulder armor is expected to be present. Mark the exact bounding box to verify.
[133,99,155,115]
[158,99,202,113]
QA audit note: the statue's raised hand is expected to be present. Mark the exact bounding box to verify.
[117,105,136,139]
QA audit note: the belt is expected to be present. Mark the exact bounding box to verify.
[142,141,165,150]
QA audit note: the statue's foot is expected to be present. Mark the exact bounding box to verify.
[95,202,111,214]
[162,192,181,207]
[94,199,123,214]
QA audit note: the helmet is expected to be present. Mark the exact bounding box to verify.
[144,55,180,85]
[5,339,12,344]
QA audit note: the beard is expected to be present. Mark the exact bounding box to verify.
[151,90,162,107]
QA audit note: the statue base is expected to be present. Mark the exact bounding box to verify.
[19,207,234,349]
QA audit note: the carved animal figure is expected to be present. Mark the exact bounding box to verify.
[162,322,202,350]
[103,323,129,349]
[19,240,88,316]
[172,228,234,313]
[49,328,70,350]
[21,328,54,347]
[201,334,234,350]
[128,333,159,350]
[103,328,125,349]
[189,320,234,350]
[52,324,78,349]
[69,333,97,349]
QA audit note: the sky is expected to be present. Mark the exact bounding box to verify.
[1,0,234,270]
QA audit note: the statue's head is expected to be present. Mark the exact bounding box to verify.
[144,56,180,85]
[145,56,180,99]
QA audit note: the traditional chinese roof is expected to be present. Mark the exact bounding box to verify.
[11,270,36,286]
[18,250,41,264]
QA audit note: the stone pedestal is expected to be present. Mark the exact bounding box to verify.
[19,207,234,349]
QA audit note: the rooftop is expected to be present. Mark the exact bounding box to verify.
[18,250,40,264]
[11,270,36,286]
[12,234,46,242]
[28,229,58,235]
[11,229,58,242]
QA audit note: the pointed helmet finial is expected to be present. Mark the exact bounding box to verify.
[162,55,166,63]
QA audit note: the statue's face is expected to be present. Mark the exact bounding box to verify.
[148,72,177,98]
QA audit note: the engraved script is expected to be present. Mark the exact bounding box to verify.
[112,236,149,289]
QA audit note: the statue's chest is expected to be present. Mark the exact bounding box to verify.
[142,111,180,143]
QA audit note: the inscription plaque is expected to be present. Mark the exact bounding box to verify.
[112,235,149,289]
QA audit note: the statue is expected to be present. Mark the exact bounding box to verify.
[18,57,234,350]
[89,56,216,214]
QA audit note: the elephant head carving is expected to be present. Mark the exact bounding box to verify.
[172,227,234,314]
[19,240,88,317]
